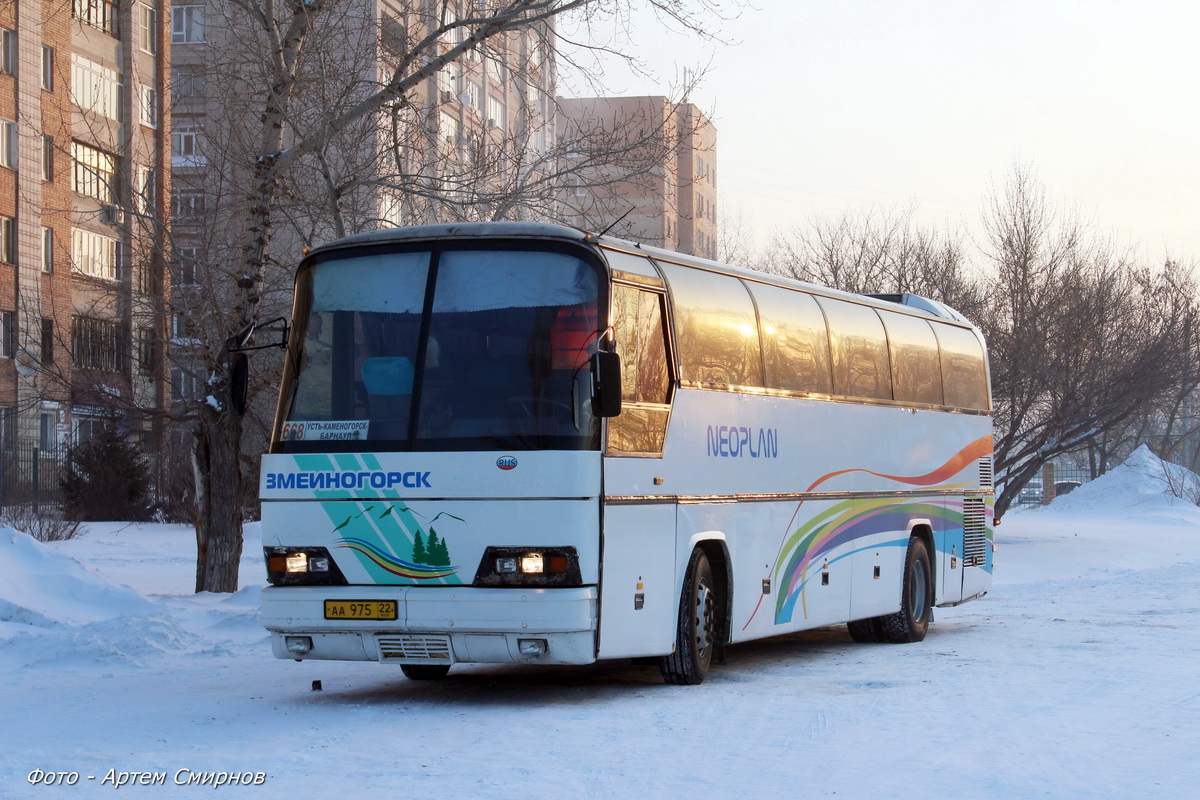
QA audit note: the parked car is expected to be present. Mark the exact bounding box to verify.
[1054,480,1082,497]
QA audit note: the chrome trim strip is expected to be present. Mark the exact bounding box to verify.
[674,381,992,415]
[605,488,994,505]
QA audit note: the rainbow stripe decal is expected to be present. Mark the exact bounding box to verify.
[318,500,464,585]
[745,436,992,628]
[335,536,458,580]
[773,499,968,624]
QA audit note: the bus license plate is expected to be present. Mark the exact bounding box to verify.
[324,600,398,620]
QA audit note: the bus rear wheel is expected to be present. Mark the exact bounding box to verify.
[661,549,718,685]
[401,663,451,680]
[878,536,933,643]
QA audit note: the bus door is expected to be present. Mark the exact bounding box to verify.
[598,277,677,659]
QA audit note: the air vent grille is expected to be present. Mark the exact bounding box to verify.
[376,635,453,663]
[963,498,987,566]
[978,456,994,487]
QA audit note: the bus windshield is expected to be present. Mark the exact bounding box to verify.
[276,245,603,453]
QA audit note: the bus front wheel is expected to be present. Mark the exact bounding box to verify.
[877,536,933,644]
[401,663,451,680]
[661,549,718,685]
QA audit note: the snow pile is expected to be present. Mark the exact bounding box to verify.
[1046,444,1200,524]
[1000,445,1200,584]
[0,528,157,628]
[0,529,203,668]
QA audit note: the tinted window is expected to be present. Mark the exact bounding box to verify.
[279,247,602,452]
[609,284,670,455]
[933,324,989,410]
[613,285,669,404]
[816,298,892,400]
[659,262,762,387]
[751,282,832,394]
[879,310,943,405]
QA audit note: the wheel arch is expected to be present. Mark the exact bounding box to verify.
[676,532,732,648]
[907,520,936,601]
[694,537,732,648]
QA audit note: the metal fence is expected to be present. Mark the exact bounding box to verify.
[0,441,68,511]
[1013,466,1094,507]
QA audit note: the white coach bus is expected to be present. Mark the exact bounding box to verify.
[257,222,993,684]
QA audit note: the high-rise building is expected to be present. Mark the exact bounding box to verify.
[557,96,717,258]
[0,1,170,494]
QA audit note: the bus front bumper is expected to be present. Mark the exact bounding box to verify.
[261,585,598,666]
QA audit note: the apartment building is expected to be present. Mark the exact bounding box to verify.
[169,1,556,244]
[557,96,717,258]
[0,1,170,489]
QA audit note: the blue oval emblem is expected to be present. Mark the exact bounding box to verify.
[496,456,518,471]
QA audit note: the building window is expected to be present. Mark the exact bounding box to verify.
[140,85,158,128]
[171,366,200,402]
[72,141,117,202]
[71,228,118,280]
[170,66,205,104]
[486,94,505,129]
[1,28,14,75]
[176,246,198,285]
[41,318,54,365]
[1,311,14,358]
[172,5,205,43]
[42,135,54,181]
[72,316,129,373]
[139,4,157,54]
[135,166,156,214]
[42,45,54,91]
[172,192,206,221]
[73,0,120,37]
[42,227,53,273]
[1,120,17,169]
[1,217,14,263]
[171,313,198,341]
[39,412,56,450]
[171,127,204,166]
[71,54,122,121]
[138,327,155,374]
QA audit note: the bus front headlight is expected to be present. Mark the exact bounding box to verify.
[475,547,581,587]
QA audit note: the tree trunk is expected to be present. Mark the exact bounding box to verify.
[193,407,246,593]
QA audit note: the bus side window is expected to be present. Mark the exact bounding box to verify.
[608,283,671,455]
[750,283,833,395]
[657,262,762,389]
[879,310,944,406]
[816,297,893,401]
[933,324,990,411]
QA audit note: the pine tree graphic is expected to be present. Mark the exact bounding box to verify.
[411,531,428,564]
[428,527,451,566]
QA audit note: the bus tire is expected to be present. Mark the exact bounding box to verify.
[661,549,718,685]
[401,663,451,680]
[847,617,884,643]
[878,536,933,644]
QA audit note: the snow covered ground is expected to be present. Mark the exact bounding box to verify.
[1,448,1198,799]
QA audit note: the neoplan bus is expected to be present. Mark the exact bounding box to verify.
[257,222,993,685]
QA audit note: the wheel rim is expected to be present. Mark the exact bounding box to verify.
[695,578,716,654]
[908,560,929,622]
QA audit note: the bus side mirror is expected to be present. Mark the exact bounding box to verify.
[230,352,249,416]
[591,351,622,418]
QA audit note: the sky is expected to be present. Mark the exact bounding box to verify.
[2,446,1199,798]
[563,0,1200,262]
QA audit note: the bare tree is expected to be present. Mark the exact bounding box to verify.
[977,166,1199,515]
[174,0,736,592]
[764,204,984,318]
[755,167,1200,518]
